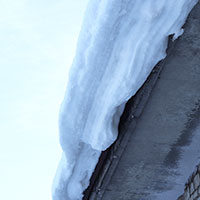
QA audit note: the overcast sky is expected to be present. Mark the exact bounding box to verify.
[0,0,88,199]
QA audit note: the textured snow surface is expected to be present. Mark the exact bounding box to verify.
[52,0,198,199]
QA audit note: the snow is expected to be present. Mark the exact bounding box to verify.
[52,0,198,199]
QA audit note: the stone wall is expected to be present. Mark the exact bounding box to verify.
[178,164,200,200]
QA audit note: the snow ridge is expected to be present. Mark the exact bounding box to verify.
[52,0,198,199]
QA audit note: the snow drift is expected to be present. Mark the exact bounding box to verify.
[52,0,198,199]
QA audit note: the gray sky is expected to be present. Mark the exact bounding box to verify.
[0,0,88,199]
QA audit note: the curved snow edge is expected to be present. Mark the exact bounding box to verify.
[52,1,199,200]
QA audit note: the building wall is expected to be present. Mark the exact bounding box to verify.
[178,164,200,200]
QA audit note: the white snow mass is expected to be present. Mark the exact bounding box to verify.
[52,0,198,199]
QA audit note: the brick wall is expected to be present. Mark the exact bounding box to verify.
[178,164,200,200]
